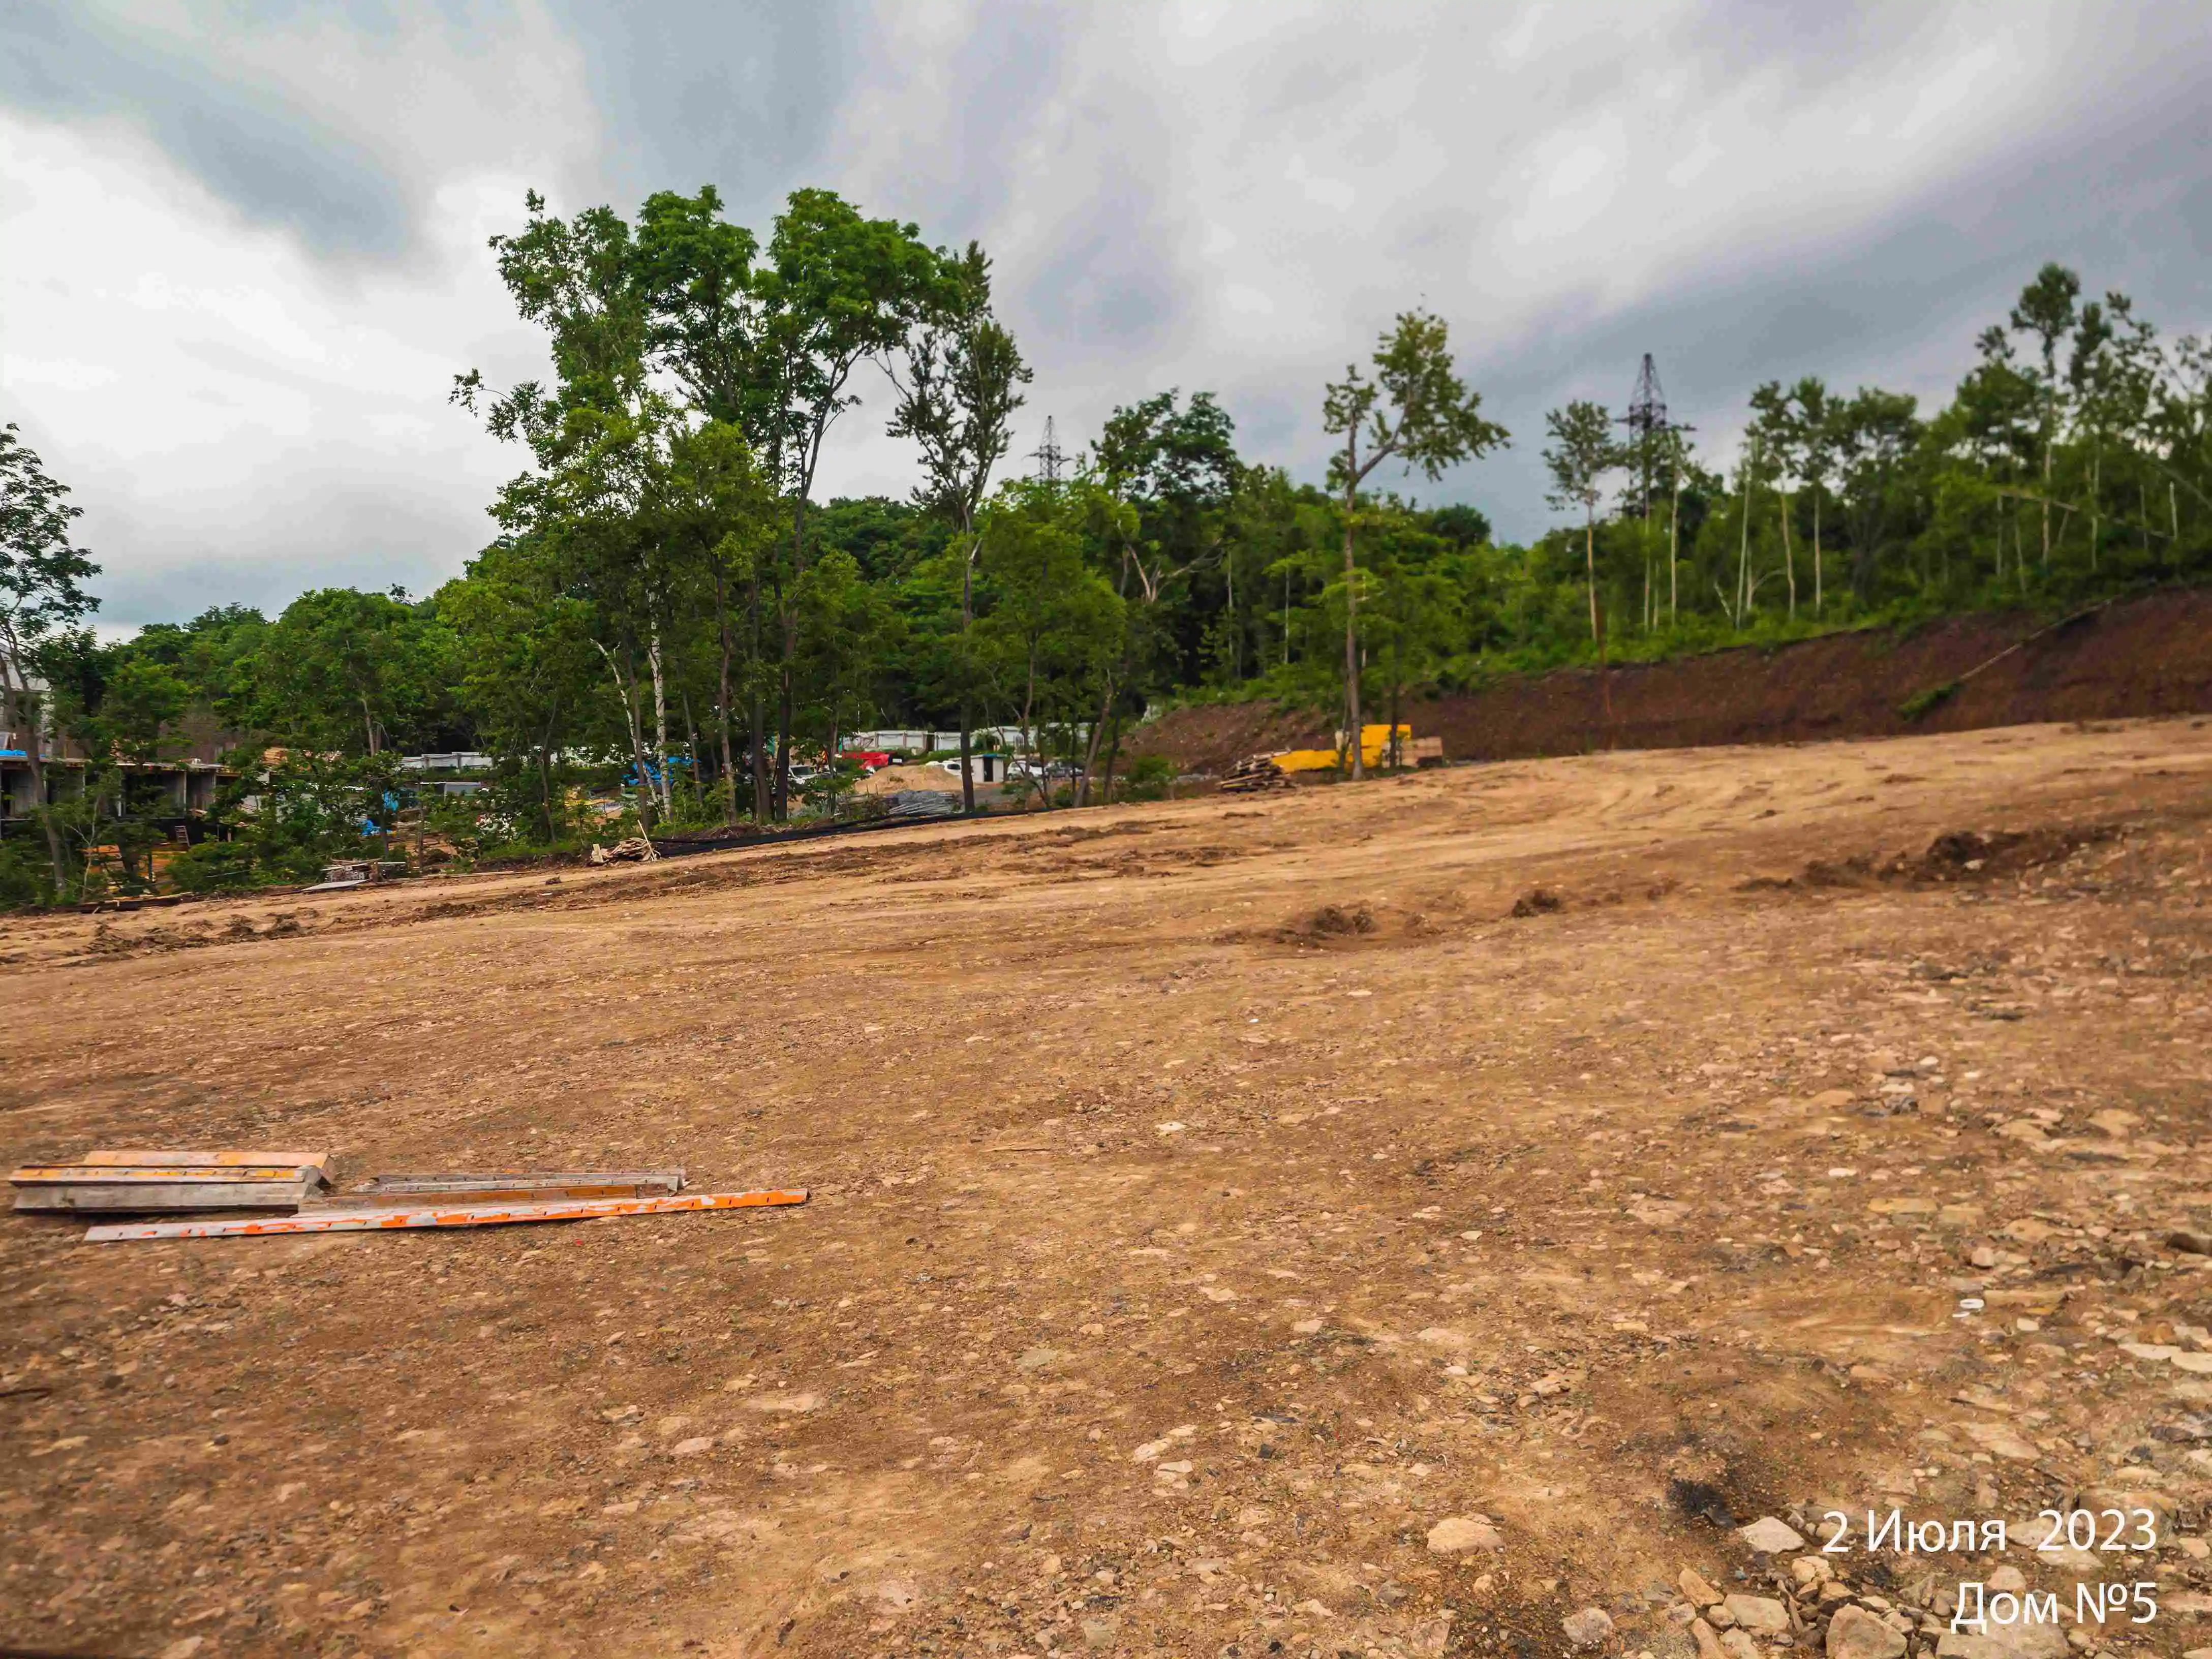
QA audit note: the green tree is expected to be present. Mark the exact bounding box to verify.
[1790,378,1838,613]
[1541,401,1623,652]
[1323,311,1506,777]
[251,587,454,757]
[2009,262,2082,570]
[887,241,1029,813]
[972,486,1121,805]
[756,190,943,818]
[0,424,100,887]
[437,541,598,842]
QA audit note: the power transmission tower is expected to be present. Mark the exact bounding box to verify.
[1029,416,1066,484]
[1619,354,1669,523]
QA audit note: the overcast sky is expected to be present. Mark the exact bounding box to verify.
[4,1,2209,630]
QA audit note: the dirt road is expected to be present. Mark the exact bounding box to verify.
[5,717,2211,1658]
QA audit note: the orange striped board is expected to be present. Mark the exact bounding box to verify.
[82,1188,808,1242]
[13,1165,316,1185]
[85,1150,330,1170]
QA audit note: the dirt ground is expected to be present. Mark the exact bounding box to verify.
[5,716,2212,1659]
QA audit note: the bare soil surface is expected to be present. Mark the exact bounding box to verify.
[1132,588,2212,775]
[5,716,2212,1659]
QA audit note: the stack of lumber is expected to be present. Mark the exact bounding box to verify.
[87,1186,806,1242]
[11,1147,807,1242]
[1220,754,1294,794]
[10,1149,329,1213]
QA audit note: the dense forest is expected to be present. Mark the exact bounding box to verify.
[3,181,2209,906]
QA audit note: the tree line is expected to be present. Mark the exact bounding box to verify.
[3,208,2207,906]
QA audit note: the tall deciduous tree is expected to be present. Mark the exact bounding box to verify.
[1542,401,1622,652]
[1322,312,1506,778]
[1791,377,1838,613]
[756,190,941,818]
[886,242,1029,813]
[0,424,99,886]
[2010,262,2081,570]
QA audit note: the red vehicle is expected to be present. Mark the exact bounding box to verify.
[840,750,892,771]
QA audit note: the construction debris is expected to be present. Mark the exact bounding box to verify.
[341,1168,686,1205]
[10,1145,805,1244]
[303,859,407,894]
[589,837,659,865]
[11,1149,330,1213]
[83,1187,808,1242]
[1219,754,1294,794]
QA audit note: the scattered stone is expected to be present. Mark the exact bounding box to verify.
[1561,1607,1614,1649]
[1736,1516,1806,1553]
[1426,1515,1504,1553]
[1689,1618,1729,1659]
[1825,1605,1904,1659]
[1679,1568,1723,1607]
[2170,1231,2212,1257]
[1080,1616,1119,1649]
[668,1435,714,1457]
[1723,1593,1788,1633]
[1960,1421,2038,1460]
[1985,1565,2025,1594]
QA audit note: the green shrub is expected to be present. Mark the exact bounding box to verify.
[166,839,261,893]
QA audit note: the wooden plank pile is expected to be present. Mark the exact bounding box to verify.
[11,1149,331,1212]
[11,1150,806,1242]
[1220,754,1294,794]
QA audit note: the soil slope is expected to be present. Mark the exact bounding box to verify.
[1131,588,2212,774]
[4,716,2212,1658]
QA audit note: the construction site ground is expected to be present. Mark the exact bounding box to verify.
[5,715,2212,1659]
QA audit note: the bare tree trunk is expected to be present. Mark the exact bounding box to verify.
[1100,708,1126,804]
[680,688,705,814]
[2040,425,2053,569]
[1076,670,1116,809]
[747,566,769,823]
[1779,488,1797,620]
[1812,491,1823,616]
[774,617,793,823]
[1341,487,1364,780]
[1669,482,1680,623]
[537,702,560,843]
[1584,512,1601,643]
[1076,548,1135,809]
[593,641,656,836]
[1226,550,1238,682]
[648,627,671,816]
[958,528,976,816]
[2087,449,2101,573]
[1736,462,1754,626]
[714,568,737,826]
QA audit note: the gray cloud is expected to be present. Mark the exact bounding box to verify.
[1,2,413,256]
[542,0,861,222]
[4,0,2210,625]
